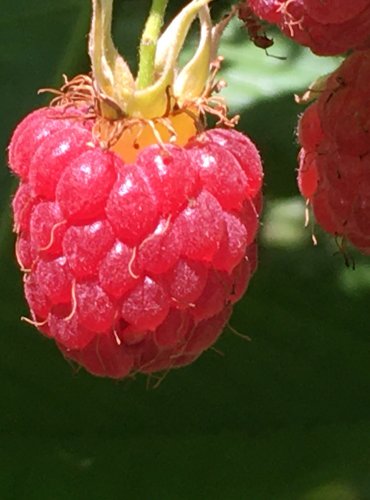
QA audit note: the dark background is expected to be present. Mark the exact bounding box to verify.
[1,1,370,499]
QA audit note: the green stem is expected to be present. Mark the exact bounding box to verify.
[136,0,169,89]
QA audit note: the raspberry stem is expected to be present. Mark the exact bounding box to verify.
[137,0,169,90]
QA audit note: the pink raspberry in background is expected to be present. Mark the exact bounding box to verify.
[297,50,370,254]
[243,0,370,55]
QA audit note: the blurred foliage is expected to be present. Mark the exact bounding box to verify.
[1,1,370,499]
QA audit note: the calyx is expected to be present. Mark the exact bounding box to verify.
[89,0,223,120]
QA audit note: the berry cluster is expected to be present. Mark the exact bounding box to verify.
[9,106,263,378]
[8,0,370,381]
[297,50,370,254]
[243,0,370,55]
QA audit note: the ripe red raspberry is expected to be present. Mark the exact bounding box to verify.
[242,0,370,55]
[8,0,264,380]
[9,110,263,378]
[297,50,370,254]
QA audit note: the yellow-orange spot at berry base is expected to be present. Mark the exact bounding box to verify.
[110,111,198,163]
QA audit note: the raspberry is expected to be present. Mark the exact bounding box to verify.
[8,0,264,380]
[243,0,370,55]
[9,116,263,379]
[297,51,370,254]
[9,111,262,377]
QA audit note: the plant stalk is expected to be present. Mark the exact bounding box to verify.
[137,0,169,89]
